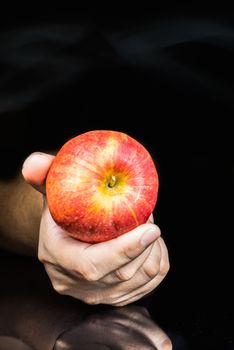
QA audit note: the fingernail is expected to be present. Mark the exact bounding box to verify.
[141,227,160,247]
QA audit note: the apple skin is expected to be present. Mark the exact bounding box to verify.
[46,130,159,243]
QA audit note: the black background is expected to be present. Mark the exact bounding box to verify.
[0,6,232,349]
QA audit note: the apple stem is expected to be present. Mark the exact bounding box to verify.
[108,175,117,188]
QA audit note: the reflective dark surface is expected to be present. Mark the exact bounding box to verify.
[0,7,232,350]
[54,307,172,350]
[0,251,174,350]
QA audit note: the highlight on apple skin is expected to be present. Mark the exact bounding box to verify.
[46,130,159,243]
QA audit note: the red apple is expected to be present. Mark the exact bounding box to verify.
[46,130,159,243]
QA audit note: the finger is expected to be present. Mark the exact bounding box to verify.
[40,204,160,283]
[43,262,73,295]
[83,224,161,280]
[111,273,166,307]
[22,152,55,193]
[103,243,154,284]
[105,237,169,306]
[148,213,154,223]
[108,210,158,283]
[157,237,170,273]
[94,240,162,304]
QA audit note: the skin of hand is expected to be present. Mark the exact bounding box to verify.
[22,152,170,306]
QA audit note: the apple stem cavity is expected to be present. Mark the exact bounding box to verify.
[108,175,117,188]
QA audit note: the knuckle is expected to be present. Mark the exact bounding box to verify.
[38,253,44,263]
[143,260,160,279]
[114,268,133,282]
[82,295,100,305]
[38,252,47,264]
[160,259,170,276]
[119,245,135,262]
[38,244,52,264]
[78,260,100,282]
[52,282,68,295]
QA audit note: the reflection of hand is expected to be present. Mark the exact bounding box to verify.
[54,306,172,350]
[22,152,169,306]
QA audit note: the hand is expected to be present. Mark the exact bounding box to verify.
[22,152,170,306]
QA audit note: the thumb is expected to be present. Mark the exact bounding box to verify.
[84,223,161,279]
[22,152,55,193]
